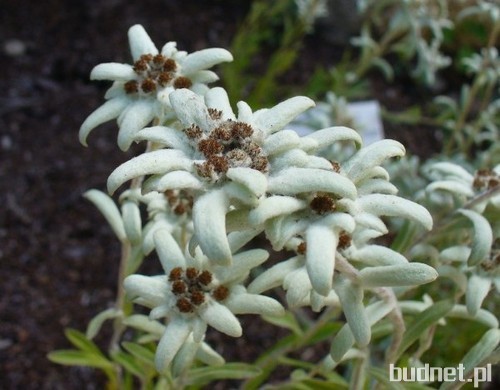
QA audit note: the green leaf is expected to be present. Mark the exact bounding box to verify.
[86,308,122,340]
[47,350,114,370]
[185,363,262,386]
[278,357,315,371]
[65,328,103,356]
[396,300,454,359]
[262,311,303,336]
[301,378,349,390]
[121,341,156,366]
[458,329,500,377]
[305,322,342,346]
[111,350,144,379]
[368,367,406,390]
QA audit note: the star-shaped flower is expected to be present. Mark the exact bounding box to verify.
[107,88,356,265]
[123,229,284,372]
[79,24,233,150]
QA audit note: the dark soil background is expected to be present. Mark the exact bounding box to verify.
[0,0,446,389]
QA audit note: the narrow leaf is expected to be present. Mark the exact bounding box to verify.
[83,190,126,241]
[122,342,156,366]
[65,328,103,356]
[185,363,261,386]
[396,300,454,359]
[47,350,113,370]
[458,209,493,266]
[86,308,122,340]
[111,351,144,378]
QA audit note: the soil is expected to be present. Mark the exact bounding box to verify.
[0,1,457,389]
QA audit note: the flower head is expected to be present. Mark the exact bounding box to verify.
[79,25,233,151]
[124,229,284,372]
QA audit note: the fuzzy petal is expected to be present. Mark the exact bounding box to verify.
[107,149,191,194]
[284,268,313,307]
[79,97,129,146]
[224,293,284,316]
[215,249,269,284]
[193,189,232,265]
[196,342,225,366]
[226,167,267,198]
[345,140,405,183]
[303,126,362,151]
[83,189,126,241]
[204,87,235,120]
[145,171,203,192]
[171,334,199,376]
[248,256,303,294]
[306,223,337,296]
[90,63,136,81]
[169,89,211,131]
[199,301,242,337]
[121,201,142,245]
[124,275,168,307]
[359,263,438,287]
[191,70,220,84]
[135,126,191,154]
[268,168,357,199]
[263,130,301,156]
[248,196,307,226]
[347,245,408,266]
[358,194,433,230]
[181,48,233,75]
[128,24,158,61]
[255,96,315,135]
[117,101,155,151]
[236,101,253,122]
[155,317,191,372]
[153,229,186,273]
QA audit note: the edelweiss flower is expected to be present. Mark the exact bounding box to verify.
[79,24,233,151]
[248,135,434,297]
[108,87,356,264]
[124,229,284,372]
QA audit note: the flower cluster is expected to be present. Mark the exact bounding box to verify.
[81,24,440,374]
[79,24,233,151]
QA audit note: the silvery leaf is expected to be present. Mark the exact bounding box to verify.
[153,229,186,273]
[358,263,438,287]
[466,275,492,316]
[268,167,357,199]
[122,201,142,245]
[192,189,232,265]
[458,209,493,266]
[334,277,370,347]
[358,194,433,230]
[107,149,191,194]
[79,98,129,146]
[248,196,307,226]
[155,317,191,372]
[83,189,127,242]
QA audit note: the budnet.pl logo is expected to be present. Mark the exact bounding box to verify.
[389,363,493,388]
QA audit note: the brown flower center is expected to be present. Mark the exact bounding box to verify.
[183,119,269,182]
[169,267,228,313]
[124,54,192,95]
